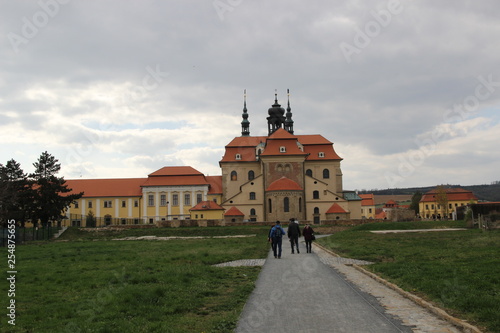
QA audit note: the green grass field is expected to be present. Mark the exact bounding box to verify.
[0,226,271,332]
[3,222,499,332]
[317,221,500,333]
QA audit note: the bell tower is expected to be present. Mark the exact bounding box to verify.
[266,90,286,135]
[284,89,294,134]
[241,89,250,136]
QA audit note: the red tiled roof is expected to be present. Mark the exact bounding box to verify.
[260,140,307,157]
[206,176,222,194]
[65,178,146,197]
[224,206,245,216]
[142,175,209,187]
[296,134,332,145]
[143,166,209,187]
[266,177,303,191]
[359,194,375,206]
[220,131,342,162]
[384,200,398,208]
[148,166,203,177]
[303,144,342,161]
[326,203,348,214]
[375,210,387,219]
[220,147,257,162]
[420,187,478,203]
[190,201,225,211]
[225,136,266,148]
[268,128,295,139]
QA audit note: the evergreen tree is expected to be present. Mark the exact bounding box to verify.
[409,191,422,216]
[86,210,96,227]
[0,159,32,227]
[29,152,83,227]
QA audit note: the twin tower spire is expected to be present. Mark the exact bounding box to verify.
[241,89,294,137]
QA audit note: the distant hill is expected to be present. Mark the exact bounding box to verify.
[358,183,500,202]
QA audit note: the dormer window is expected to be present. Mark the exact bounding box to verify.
[318,152,325,158]
[280,146,286,153]
[255,142,266,160]
[235,154,241,160]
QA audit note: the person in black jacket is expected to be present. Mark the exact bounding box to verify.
[287,218,301,254]
[302,223,315,253]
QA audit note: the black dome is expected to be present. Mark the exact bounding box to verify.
[268,102,285,116]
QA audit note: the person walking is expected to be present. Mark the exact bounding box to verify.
[302,223,315,253]
[270,221,286,259]
[288,218,301,254]
[268,224,275,255]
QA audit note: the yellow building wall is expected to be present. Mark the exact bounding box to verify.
[64,196,142,227]
[348,200,362,219]
[419,199,477,219]
[304,160,342,194]
[361,205,376,219]
[221,161,261,202]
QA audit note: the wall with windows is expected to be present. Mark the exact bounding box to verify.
[65,196,142,227]
[221,161,261,202]
[265,190,305,222]
[222,174,264,221]
[142,185,210,223]
[419,200,474,219]
[303,160,342,194]
[304,175,350,221]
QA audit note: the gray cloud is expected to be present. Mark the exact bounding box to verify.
[1,0,499,188]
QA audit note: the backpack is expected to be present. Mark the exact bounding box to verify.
[273,226,283,239]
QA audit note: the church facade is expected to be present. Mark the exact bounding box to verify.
[64,91,361,226]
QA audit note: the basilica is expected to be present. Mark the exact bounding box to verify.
[65,91,362,226]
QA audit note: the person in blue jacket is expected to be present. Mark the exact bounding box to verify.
[270,221,286,259]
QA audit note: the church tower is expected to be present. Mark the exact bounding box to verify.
[284,89,294,134]
[267,90,294,135]
[267,91,286,135]
[241,89,250,136]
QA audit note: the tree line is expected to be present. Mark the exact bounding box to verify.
[0,151,82,228]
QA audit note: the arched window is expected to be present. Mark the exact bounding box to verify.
[314,207,320,214]
[306,169,312,177]
[313,190,319,199]
[323,169,330,179]
[250,208,256,216]
[268,199,272,213]
[284,197,290,212]
[249,192,256,200]
[248,170,255,180]
[231,170,237,181]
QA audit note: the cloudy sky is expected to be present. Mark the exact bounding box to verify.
[1,0,499,190]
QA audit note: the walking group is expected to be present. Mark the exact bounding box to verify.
[268,219,315,259]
